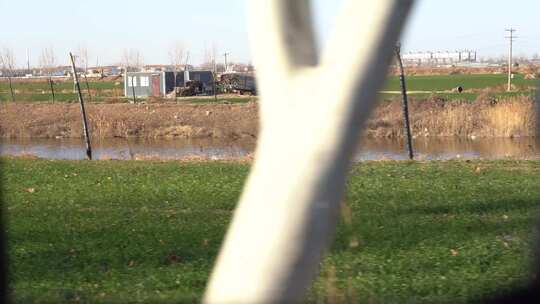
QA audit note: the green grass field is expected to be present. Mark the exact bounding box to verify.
[0,79,124,103]
[177,96,256,104]
[383,73,538,92]
[1,73,537,103]
[0,93,116,103]
[380,73,537,102]
[0,81,120,91]
[3,158,539,303]
[380,91,534,102]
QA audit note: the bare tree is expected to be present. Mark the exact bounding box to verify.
[131,49,143,71]
[121,48,144,72]
[39,47,56,75]
[122,48,141,103]
[0,47,16,101]
[121,48,131,73]
[168,42,186,99]
[201,43,217,70]
[77,46,92,102]
[39,47,56,102]
[169,42,185,72]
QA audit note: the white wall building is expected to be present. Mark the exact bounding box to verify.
[402,50,477,66]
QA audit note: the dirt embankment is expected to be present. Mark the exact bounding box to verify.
[0,103,259,140]
[0,98,536,139]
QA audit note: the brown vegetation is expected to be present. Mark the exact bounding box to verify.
[0,102,259,139]
[368,96,536,138]
[0,97,536,139]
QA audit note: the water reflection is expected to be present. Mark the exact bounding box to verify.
[357,137,539,161]
[0,137,538,161]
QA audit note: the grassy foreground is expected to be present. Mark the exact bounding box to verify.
[2,158,539,303]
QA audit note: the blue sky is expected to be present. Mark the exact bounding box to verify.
[1,0,539,67]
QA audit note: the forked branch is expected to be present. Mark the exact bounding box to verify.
[204,1,414,303]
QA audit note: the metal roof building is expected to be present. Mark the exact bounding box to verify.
[124,71,171,97]
[124,70,215,97]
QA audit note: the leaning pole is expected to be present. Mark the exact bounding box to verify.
[395,44,414,160]
[204,0,414,303]
[69,52,93,160]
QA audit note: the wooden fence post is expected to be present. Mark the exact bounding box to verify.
[7,75,14,102]
[83,73,92,103]
[49,78,55,103]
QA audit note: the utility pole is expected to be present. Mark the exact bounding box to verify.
[213,58,218,101]
[26,48,30,76]
[223,52,229,72]
[183,51,190,87]
[505,28,517,92]
[184,51,190,70]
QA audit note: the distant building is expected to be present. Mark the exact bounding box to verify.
[0,69,26,78]
[97,66,122,76]
[402,50,477,66]
[144,65,167,72]
[38,66,72,77]
[124,70,214,97]
[227,63,255,73]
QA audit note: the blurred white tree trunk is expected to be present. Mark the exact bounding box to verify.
[204,0,414,303]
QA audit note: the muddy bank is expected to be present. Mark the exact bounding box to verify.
[0,98,536,139]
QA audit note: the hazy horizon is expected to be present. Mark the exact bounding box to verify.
[1,0,539,67]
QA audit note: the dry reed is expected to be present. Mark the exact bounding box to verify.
[0,98,536,139]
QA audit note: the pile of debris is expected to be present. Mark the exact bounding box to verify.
[220,73,257,95]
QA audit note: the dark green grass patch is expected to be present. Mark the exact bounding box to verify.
[0,80,123,103]
[380,91,533,102]
[0,81,121,92]
[0,93,78,102]
[380,92,479,102]
[2,158,539,303]
[0,93,122,103]
[383,74,538,92]
[179,97,256,104]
